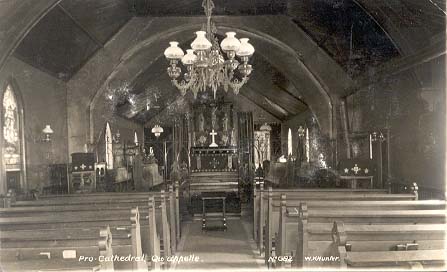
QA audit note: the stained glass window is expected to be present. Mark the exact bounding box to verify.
[3,85,21,168]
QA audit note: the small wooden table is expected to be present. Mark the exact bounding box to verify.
[201,194,227,231]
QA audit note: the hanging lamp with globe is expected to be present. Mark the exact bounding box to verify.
[163,0,255,99]
[151,125,164,138]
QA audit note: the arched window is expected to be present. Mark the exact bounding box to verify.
[2,83,24,192]
[105,122,113,169]
[134,131,139,146]
[287,128,292,156]
[254,130,271,169]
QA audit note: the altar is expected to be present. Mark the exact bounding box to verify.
[188,101,240,196]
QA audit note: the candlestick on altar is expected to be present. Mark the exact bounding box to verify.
[369,134,373,159]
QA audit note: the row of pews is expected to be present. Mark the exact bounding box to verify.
[253,182,447,270]
[0,183,181,271]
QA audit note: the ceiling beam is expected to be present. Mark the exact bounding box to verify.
[240,86,287,120]
[247,73,307,115]
[57,4,104,48]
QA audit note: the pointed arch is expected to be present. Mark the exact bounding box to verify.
[287,128,293,156]
[134,131,139,146]
[1,79,26,194]
[105,122,113,169]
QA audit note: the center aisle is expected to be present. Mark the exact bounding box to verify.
[172,218,263,269]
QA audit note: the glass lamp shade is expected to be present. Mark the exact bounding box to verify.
[151,125,164,137]
[191,31,212,51]
[164,42,185,60]
[236,38,255,57]
[42,125,54,135]
[260,123,272,132]
[42,125,53,142]
[181,49,197,65]
[221,32,241,52]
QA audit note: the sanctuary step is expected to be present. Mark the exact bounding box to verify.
[189,171,239,195]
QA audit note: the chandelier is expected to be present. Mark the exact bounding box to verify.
[163,0,255,99]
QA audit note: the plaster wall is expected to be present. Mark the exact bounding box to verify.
[0,56,67,191]
[344,59,445,190]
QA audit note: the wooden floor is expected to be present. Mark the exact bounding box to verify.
[173,218,263,269]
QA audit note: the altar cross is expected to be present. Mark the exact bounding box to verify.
[209,129,218,147]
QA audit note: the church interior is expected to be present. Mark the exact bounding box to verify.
[0,0,446,271]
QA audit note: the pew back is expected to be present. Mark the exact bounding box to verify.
[332,221,447,269]
[290,204,446,269]
[255,186,418,259]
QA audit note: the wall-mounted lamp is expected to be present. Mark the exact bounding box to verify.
[41,125,54,142]
[151,124,164,138]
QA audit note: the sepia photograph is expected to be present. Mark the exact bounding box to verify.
[0,0,446,271]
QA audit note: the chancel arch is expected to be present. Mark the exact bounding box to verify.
[87,19,340,147]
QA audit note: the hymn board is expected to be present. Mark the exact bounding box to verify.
[190,102,237,173]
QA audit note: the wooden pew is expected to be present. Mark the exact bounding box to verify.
[273,199,445,268]
[4,189,179,257]
[1,224,130,271]
[7,185,180,252]
[331,221,447,269]
[253,183,416,242]
[0,204,156,270]
[0,196,169,269]
[0,208,147,271]
[255,185,418,257]
[281,203,446,269]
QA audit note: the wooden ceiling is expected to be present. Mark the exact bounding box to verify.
[11,0,446,122]
[146,0,287,16]
[14,0,132,81]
